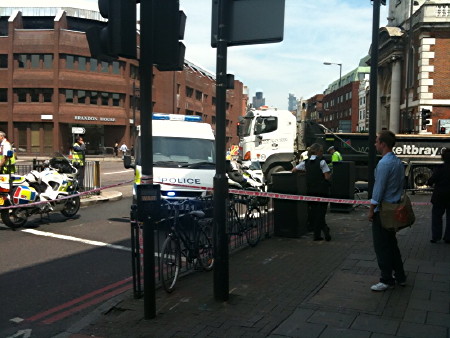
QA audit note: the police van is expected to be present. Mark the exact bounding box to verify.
[126,113,215,199]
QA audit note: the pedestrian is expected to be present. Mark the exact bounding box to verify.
[113,141,119,157]
[368,130,406,291]
[292,143,331,241]
[427,147,450,244]
[327,146,343,170]
[0,131,16,174]
[72,135,86,190]
[119,142,128,158]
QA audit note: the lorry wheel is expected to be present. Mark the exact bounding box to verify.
[266,165,286,185]
[412,167,432,189]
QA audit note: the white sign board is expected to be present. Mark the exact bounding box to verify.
[72,127,86,134]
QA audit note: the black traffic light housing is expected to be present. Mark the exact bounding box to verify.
[421,108,432,130]
[153,0,186,71]
[440,127,446,134]
[87,0,137,60]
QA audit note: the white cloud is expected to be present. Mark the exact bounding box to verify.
[7,0,388,109]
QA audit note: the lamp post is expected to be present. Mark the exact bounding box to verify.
[323,62,342,88]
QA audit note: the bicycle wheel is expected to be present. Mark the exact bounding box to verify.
[197,225,214,271]
[244,207,262,247]
[160,235,181,293]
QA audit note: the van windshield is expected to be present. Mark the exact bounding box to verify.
[136,136,215,168]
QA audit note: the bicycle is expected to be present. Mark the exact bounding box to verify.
[159,199,214,293]
[227,193,263,247]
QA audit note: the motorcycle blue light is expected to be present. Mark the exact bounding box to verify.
[167,191,176,197]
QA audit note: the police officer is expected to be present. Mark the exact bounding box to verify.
[0,131,16,174]
[72,135,86,190]
[327,146,343,170]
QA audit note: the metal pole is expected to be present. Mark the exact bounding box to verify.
[132,81,137,142]
[140,0,156,319]
[213,0,229,302]
[338,64,342,88]
[368,0,380,198]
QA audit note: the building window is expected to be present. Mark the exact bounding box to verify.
[17,89,27,102]
[43,89,52,102]
[130,65,139,79]
[90,91,98,105]
[30,89,40,102]
[0,88,6,102]
[31,54,40,68]
[65,89,73,103]
[65,55,74,69]
[44,54,53,69]
[77,90,86,104]
[112,61,120,74]
[0,54,7,68]
[17,55,27,68]
[101,61,109,73]
[78,56,86,71]
[195,90,202,101]
[90,58,98,72]
[112,93,120,106]
[186,110,194,115]
[101,92,109,105]
[212,97,216,106]
[186,87,193,98]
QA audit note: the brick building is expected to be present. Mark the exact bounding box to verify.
[377,0,450,134]
[0,6,246,155]
[321,58,370,132]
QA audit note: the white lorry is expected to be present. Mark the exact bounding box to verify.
[239,107,301,183]
[239,107,450,189]
[126,113,215,199]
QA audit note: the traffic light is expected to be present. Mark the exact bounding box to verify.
[421,108,432,130]
[86,0,137,60]
[153,0,186,71]
[440,127,446,134]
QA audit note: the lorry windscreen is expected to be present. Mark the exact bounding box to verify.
[136,136,215,167]
[241,117,253,137]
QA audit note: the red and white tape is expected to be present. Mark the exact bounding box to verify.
[153,181,431,206]
[0,179,134,210]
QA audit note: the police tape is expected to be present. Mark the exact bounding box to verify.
[0,179,134,210]
[152,181,431,206]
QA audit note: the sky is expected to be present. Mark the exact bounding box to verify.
[10,0,388,110]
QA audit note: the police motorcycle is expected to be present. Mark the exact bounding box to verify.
[226,159,265,191]
[0,153,81,229]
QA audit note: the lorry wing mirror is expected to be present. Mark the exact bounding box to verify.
[123,155,135,169]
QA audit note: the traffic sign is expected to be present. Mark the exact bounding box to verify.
[72,127,86,134]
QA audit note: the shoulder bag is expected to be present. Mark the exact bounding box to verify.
[379,192,415,232]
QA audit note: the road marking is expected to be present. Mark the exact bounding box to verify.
[21,229,131,252]
[9,317,24,323]
[6,329,32,338]
[26,277,132,324]
[103,170,132,175]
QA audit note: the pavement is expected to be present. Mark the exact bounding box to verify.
[53,191,450,338]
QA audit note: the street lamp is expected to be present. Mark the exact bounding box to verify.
[323,62,342,88]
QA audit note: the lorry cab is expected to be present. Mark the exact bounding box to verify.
[239,107,298,181]
[240,107,297,162]
[125,113,215,199]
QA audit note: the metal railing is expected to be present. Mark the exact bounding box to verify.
[130,194,274,298]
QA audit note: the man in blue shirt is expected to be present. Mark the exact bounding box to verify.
[368,130,406,291]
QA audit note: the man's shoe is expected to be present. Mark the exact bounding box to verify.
[313,237,324,241]
[371,282,394,292]
[430,239,438,243]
